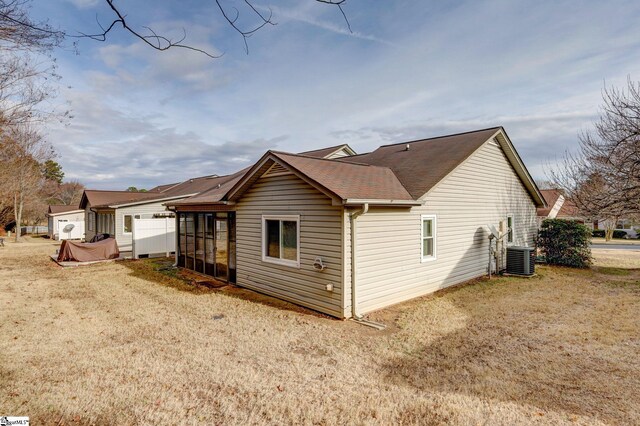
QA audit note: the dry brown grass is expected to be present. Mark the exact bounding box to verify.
[1,238,639,425]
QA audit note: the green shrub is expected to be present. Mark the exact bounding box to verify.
[537,219,592,268]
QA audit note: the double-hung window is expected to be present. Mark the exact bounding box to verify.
[421,215,437,261]
[262,215,300,267]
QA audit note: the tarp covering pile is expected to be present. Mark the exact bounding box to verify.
[57,238,120,262]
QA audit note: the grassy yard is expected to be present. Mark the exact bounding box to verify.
[1,239,639,425]
[592,237,640,245]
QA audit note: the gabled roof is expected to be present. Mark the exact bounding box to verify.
[340,127,499,199]
[340,127,545,207]
[538,189,580,218]
[156,127,545,209]
[79,190,159,209]
[47,205,83,216]
[80,174,226,209]
[300,144,356,159]
[226,152,417,205]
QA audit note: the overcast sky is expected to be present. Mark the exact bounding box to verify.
[32,0,640,189]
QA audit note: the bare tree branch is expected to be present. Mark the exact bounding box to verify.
[75,0,222,58]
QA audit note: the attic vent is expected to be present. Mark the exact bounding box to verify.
[262,162,292,177]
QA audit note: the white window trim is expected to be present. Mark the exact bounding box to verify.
[261,214,301,268]
[123,214,133,234]
[506,213,515,245]
[421,214,437,262]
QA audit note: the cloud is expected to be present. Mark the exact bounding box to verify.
[330,111,599,180]
[65,0,99,9]
[46,89,285,189]
[260,4,396,46]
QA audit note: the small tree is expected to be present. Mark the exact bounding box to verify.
[537,219,592,268]
[0,125,53,242]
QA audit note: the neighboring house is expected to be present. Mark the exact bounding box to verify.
[537,189,638,237]
[167,127,545,318]
[46,205,85,240]
[537,189,583,224]
[79,175,229,255]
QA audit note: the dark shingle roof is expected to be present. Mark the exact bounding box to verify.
[80,190,159,209]
[168,169,250,206]
[47,205,82,214]
[266,152,413,201]
[340,127,501,199]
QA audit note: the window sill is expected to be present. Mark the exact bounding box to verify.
[421,256,437,263]
[262,256,300,268]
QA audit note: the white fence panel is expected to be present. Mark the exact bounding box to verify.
[57,220,84,240]
[132,217,176,259]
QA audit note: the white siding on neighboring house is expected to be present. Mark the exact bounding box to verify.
[49,211,84,240]
[352,138,538,314]
[114,201,171,253]
[235,172,345,317]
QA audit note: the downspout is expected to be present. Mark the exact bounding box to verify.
[349,203,385,330]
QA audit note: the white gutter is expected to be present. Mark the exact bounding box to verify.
[46,210,84,217]
[349,203,385,330]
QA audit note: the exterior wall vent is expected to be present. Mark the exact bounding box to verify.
[506,246,535,276]
[262,162,291,177]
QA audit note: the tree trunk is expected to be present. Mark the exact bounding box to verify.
[14,192,23,243]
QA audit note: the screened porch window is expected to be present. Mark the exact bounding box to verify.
[262,215,300,267]
[421,215,437,261]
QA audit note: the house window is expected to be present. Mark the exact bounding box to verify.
[421,215,437,261]
[507,214,514,244]
[262,215,300,267]
[123,215,132,234]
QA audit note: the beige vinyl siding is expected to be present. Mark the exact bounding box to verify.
[115,202,172,253]
[326,148,352,159]
[84,207,96,242]
[354,138,538,314]
[235,173,344,317]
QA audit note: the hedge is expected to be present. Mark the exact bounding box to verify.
[537,219,592,268]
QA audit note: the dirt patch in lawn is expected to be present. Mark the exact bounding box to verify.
[1,238,639,425]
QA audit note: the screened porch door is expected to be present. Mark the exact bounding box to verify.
[178,212,235,282]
